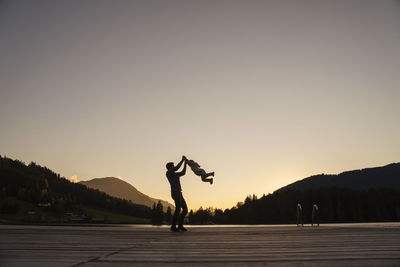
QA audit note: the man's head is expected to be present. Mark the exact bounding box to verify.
[166,162,174,170]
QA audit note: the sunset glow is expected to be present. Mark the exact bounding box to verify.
[1,0,399,210]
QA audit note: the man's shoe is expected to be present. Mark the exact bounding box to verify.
[178,226,187,232]
[170,226,179,232]
[210,178,213,185]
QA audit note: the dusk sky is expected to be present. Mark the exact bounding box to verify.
[1,0,400,210]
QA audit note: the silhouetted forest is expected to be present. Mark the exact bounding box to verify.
[0,156,151,220]
[184,163,400,224]
[151,200,172,225]
[149,186,400,225]
[187,187,400,224]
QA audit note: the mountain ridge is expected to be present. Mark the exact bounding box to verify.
[275,162,400,193]
[79,177,174,212]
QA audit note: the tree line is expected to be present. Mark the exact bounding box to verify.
[2,155,400,225]
[0,156,152,219]
[152,188,400,225]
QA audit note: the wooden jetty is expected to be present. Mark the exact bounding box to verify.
[1,224,400,266]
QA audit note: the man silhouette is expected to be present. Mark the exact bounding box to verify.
[166,156,188,232]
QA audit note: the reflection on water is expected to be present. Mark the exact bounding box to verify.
[128,222,400,229]
[1,222,400,231]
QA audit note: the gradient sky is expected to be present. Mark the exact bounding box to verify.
[1,0,400,210]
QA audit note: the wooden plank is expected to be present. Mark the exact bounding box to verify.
[0,224,400,266]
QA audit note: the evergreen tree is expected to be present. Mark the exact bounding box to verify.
[165,206,172,224]
[151,201,164,225]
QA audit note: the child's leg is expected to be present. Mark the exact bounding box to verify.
[204,172,214,178]
[200,170,214,184]
[193,168,204,177]
[201,177,213,184]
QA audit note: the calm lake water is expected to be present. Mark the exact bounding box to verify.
[1,222,400,231]
[126,222,400,229]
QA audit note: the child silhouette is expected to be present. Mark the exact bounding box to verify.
[186,159,214,184]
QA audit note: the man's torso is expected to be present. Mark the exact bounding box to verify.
[166,170,182,192]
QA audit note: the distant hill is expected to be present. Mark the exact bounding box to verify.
[0,156,152,224]
[188,162,400,224]
[80,177,174,212]
[276,163,400,193]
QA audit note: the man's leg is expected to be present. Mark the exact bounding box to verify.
[178,193,188,231]
[171,191,181,231]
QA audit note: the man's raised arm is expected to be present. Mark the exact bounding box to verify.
[178,159,187,177]
[173,156,186,172]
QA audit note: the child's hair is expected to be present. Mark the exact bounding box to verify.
[166,162,174,170]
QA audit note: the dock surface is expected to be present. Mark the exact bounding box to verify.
[1,224,400,266]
